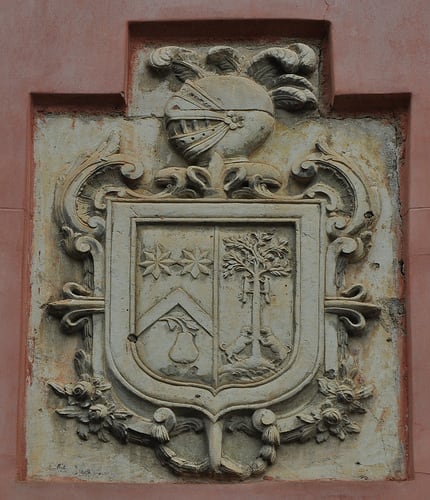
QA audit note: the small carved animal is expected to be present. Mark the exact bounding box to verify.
[220,328,253,364]
[259,328,291,363]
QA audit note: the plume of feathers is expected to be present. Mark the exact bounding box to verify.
[246,43,318,111]
[149,43,318,111]
[149,46,207,82]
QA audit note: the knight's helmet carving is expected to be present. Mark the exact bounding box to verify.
[165,77,275,166]
[150,44,318,167]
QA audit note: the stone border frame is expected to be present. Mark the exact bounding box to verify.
[4,3,429,497]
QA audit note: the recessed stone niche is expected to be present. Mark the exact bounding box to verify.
[27,38,405,482]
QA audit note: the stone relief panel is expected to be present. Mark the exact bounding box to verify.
[27,40,405,482]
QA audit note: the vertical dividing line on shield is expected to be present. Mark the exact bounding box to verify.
[212,225,219,387]
[129,217,136,340]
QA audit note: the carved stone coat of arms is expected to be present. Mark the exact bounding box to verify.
[28,42,405,481]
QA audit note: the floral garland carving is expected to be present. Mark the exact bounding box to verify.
[49,350,131,443]
[291,357,373,444]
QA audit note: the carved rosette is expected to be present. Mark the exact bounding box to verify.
[47,44,382,479]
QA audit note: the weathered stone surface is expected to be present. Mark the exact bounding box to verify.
[27,41,404,482]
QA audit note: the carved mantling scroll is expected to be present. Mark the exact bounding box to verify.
[46,44,382,479]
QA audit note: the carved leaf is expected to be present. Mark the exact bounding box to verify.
[177,314,199,331]
[300,423,317,442]
[262,425,280,446]
[48,382,66,397]
[113,409,132,420]
[170,418,205,437]
[339,362,348,379]
[259,445,277,464]
[186,166,211,192]
[77,422,89,440]
[251,458,267,476]
[97,429,110,443]
[337,429,346,441]
[269,269,290,277]
[350,401,366,414]
[56,406,84,418]
[162,313,199,333]
[155,444,210,475]
[162,317,179,331]
[89,422,102,434]
[281,421,317,444]
[345,421,361,434]
[298,413,316,424]
[73,349,92,378]
[155,443,177,462]
[318,378,337,397]
[355,384,374,400]
[151,424,170,443]
[70,130,120,171]
[109,421,128,443]
[94,379,112,392]
[90,130,120,161]
[225,416,257,437]
[315,431,330,443]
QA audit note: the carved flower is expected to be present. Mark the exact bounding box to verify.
[224,111,244,130]
[50,376,111,408]
[298,401,361,443]
[317,402,361,442]
[336,383,355,404]
[64,380,95,401]
[295,359,373,444]
[139,244,175,279]
[52,396,130,443]
[74,402,130,442]
[88,404,109,422]
[177,248,212,278]
[317,361,373,413]
[49,349,130,444]
[320,406,342,426]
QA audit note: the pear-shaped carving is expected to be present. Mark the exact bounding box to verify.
[169,330,199,364]
[161,313,200,364]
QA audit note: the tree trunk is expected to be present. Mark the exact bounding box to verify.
[250,272,262,362]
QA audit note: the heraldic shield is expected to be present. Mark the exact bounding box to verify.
[45,43,385,479]
[107,201,323,419]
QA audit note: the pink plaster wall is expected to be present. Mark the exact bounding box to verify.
[1,1,430,498]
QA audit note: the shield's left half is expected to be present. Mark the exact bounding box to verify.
[134,221,216,388]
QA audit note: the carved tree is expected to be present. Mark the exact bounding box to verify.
[223,232,290,363]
